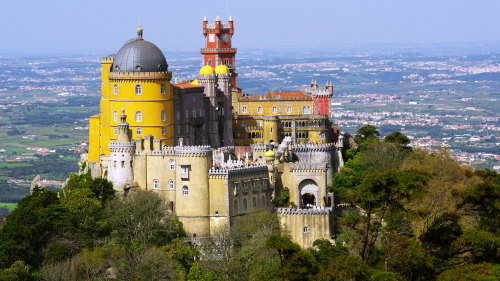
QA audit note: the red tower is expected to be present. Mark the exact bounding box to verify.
[201,15,238,87]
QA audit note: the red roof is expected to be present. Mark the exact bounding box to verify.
[173,83,204,89]
[266,91,309,98]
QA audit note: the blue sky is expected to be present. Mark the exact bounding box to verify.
[1,0,499,55]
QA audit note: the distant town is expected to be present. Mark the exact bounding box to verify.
[0,46,499,196]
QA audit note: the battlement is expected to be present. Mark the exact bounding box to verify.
[277,206,331,215]
[208,164,267,176]
[239,93,312,101]
[250,143,267,151]
[292,143,334,152]
[289,162,327,171]
[108,71,172,81]
[101,57,114,64]
[109,141,135,152]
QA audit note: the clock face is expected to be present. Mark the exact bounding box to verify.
[208,34,215,42]
[221,34,229,42]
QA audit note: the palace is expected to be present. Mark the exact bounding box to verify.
[86,16,345,247]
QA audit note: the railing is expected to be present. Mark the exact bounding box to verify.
[200,48,237,53]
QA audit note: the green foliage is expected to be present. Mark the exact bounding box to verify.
[384,131,411,147]
[0,261,31,281]
[437,262,500,281]
[0,187,75,268]
[162,238,200,275]
[309,239,349,269]
[62,187,105,236]
[355,125,380,145]
[316,255,370,281]
[274,188,291,207]
[64,173,114,203]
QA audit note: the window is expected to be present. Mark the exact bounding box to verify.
[162,127,166,135]
[224,58,229,66]
[303,226,309,233]
[121,161,125,168]
[207,58,212,66]
[153,179,159,190]
[192,109,197,118]
[181,165,189,180]
[135,111,142,122]
[169,179,174,190]
[253,197,257,208]
[302,106,311,114]
[135,84,142,95]
[257,121,262,127]
[243,199,247,211]
[114,127,118,135]
[242,106,247,113]
[169,201,174,211]
[136,127,142,136]
[261,195,266,207]
[244,182,249,193]
[182,186,188,197]
[272,106,277,113]
[234,200,238,213]
[160,83,165,95]
[113,110,118,122]
[185,109,189,118]
[199,108,203,117]
[320,133,325,140]
[253,181,259,192]
[241,121,246,127]
[263,180,268,190]
[169,159,175,170]
[176,111,180,120]
[234,183,240,195]
[257,106,263,113]
[113,84,118,95]
[161,110,166,122]
[287,106,292,113]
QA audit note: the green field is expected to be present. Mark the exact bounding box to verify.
[0,202,17,211]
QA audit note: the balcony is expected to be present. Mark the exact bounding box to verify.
[200,48,237,54]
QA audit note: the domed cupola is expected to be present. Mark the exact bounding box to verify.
[112,26,168,72]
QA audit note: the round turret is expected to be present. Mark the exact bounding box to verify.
[199,65,216,76]
[215,64,230,74]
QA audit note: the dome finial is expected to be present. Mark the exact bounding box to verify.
[137,25,143,40]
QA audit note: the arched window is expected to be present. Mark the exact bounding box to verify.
[261,195,266,207]
[182,186,189,197]
[207,59,212,66]
[135,111,142,122]
[169,179,174,190]
[287,106,292,113]
[252,197,256,208]
[234,200,238,213]
[272,106,277,113]
[113,84,118,95]
[251,132,256,139]
[243,199,247,211]
[160,83,165,95]
[257,106,263,113]
[224,58,229,66]
[161,110,166,121]
[135,84,142,95]
[192,109,197,118]
[169,159,175,170]
[153,179,159,189]
[113,110,118,122]
[242,106,247,113]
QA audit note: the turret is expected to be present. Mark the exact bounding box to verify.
[108,109,135,191]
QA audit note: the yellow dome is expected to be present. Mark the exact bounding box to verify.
[199,65,215,76]
[190,79,198,85]
[265,149,275,159]
[215,64,230,74]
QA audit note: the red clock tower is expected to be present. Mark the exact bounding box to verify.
[201,15,238,87]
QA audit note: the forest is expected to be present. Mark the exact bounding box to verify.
[0,125,498,280]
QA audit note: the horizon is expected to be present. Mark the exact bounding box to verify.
[1,0,499,55]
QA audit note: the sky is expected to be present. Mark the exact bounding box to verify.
[0,0,499,55]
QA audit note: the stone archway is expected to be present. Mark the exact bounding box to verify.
[298,179,319,208]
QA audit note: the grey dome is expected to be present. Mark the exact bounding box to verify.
[112,39,168,72]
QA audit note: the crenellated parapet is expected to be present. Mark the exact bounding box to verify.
[175,145,212,157]
[108,71,172,81]
[101,57,114,64]
[290,162,328,171]
[250,143,267,151]
[292,143,334,152]
[109,141,135,153]
[277,206,331,215]
[208,164,267,179]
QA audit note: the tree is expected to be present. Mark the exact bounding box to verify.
[384,131,411,147]
[355,125,380,145]
[62,187,105,237]
[0,261,31,281]
[162,238,199,275]
[309,239,348,269]
[0,187,75,268]
[107,190,184,248]
[63,173,114,203]
[342,168,431,262]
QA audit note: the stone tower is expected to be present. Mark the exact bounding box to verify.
[201,15,238,87]
[108,109,135,190]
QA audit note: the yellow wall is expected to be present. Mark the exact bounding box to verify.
[236,99,313,116]
[88,114,101,162]
[94,56,174,159]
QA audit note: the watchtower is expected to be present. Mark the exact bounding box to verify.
[201,15,238,87]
